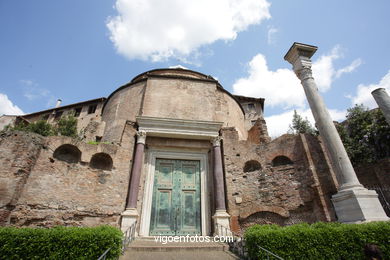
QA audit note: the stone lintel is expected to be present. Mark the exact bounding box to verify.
[136,116,223,140]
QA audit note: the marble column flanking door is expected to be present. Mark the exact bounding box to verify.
[121,131,146,232]
[211,136,231,235]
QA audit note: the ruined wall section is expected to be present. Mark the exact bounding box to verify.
[247,118,271,144]
[0,131,44,225]
[299,134,338,222]
[355,158,390,188]
[355,158,390,216]
[0,124,137,227]
[222,128,336,233]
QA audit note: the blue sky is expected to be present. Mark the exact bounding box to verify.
[1,0,389,137]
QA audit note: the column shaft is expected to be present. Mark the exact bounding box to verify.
[372,88,390,125]
[299,69,361,190]
[126,131,146,209]
[213,139,226,210]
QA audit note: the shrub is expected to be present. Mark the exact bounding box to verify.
[244,221,390,260]
[10,120,54,136]
[7,115,78,138]
[0,225,122,259]
[55,115,78,137]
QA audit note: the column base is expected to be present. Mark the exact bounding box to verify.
[121,208,139,234]
[213,210,232,236]
[332,188,389,223]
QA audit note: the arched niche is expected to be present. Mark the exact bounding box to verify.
[90,152,113,170]
[53,144,81,163]
[243,160,262,172]
[272,155,293,167]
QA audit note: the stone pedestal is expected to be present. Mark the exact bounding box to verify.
[332,188,389,223]
[121,208,138,233]
[213,210,231,236]
[285,42,388,223]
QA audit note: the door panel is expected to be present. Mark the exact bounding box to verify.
[150,159,201,236]
[155,190,172,229]
[150,160,175,235]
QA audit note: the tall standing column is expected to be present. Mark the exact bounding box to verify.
[285,42,388,223]
[211,136,231,235]
[372,88,390,125]
[121,131,146,232]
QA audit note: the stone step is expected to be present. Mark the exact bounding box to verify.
[126,239,229,252]
[119,238,240,260]
[120,250,239,260]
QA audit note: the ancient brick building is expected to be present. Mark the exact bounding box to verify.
[0,68,388,235]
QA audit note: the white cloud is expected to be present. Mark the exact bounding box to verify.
[107,0,271,62]
[233,54,305,109]
[311,46,341,92]
[168,65,189,70]
[19,79,35,87]
[20,79,55,108]
[233,46,362,109]
[349,70,390,109]
[267,26,278,45]
[23,88,50,101]
[0,93,24,115]
[312,46,361,92]
[265,108,346,138]
[336,58,362,78]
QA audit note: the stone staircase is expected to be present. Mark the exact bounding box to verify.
[120,238,239,260]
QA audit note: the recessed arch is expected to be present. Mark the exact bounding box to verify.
[243,160,262,172]
[53,144,81,163]
[272,155,293,167]
[89,152,113,170]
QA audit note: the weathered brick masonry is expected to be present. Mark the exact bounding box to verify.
[0,68,388,233]
[0,122,136,227]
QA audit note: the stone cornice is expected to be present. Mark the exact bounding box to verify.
[136,116,223,140]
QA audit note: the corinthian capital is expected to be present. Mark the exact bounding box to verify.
[212,136,223,147]
[284,42,317,81]
[296,66,314,81]
[136,131,147,144]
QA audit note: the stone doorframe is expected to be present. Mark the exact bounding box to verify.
[139,149,210,237]
[136,116,224,237]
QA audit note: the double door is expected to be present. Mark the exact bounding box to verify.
[150,159,201,235]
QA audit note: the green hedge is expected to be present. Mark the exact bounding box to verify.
[0,225,122,259]
[245,222,390,260]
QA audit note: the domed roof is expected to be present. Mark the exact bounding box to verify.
[130,68,217,83]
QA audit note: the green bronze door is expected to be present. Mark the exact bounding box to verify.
[150,159,201,236]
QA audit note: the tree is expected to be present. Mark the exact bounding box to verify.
[55,115,78,137]
[337,104,390,165]
[288,110,317,135]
